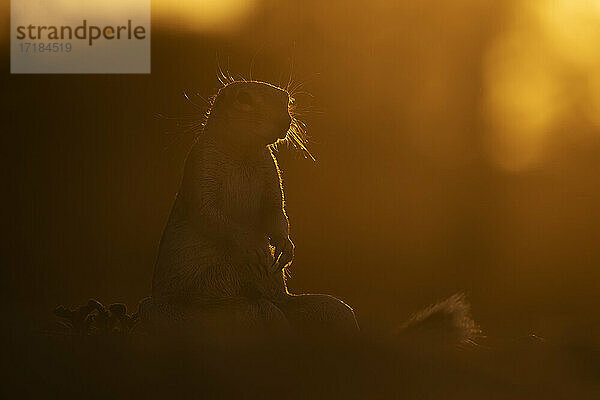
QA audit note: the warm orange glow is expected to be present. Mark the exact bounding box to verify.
[3,0,258,40]
[484,0,600,171]
[154,0,258,33]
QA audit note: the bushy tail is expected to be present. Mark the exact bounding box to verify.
[394,293,483,350]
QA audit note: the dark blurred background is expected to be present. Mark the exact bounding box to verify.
[2,0,600,353]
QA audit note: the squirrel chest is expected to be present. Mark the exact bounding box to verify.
[219,160,271,227]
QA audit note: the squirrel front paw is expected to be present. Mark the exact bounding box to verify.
[271,235,295,272]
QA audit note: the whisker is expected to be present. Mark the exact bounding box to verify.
[183,91,206,111]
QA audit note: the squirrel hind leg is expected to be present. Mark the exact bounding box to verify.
[277,294,360,340]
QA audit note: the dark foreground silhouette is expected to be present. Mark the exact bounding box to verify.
[5,301,597,400]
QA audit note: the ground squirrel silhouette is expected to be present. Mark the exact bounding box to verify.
[149,80,359,339]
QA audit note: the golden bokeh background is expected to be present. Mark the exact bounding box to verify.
[2,0,600,358]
